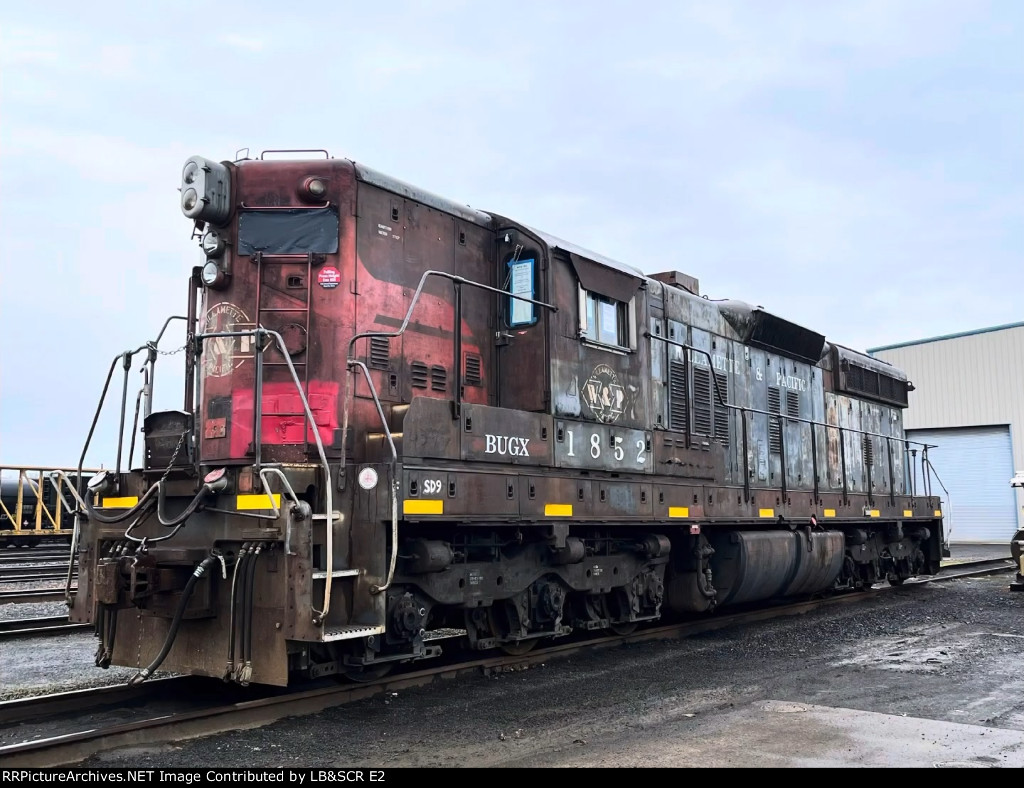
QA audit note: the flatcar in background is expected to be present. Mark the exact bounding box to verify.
[67,150,948,686]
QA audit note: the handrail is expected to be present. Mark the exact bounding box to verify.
[338,269,557,596]
[650,333,940,504]
[73,315,189,589]
[922,456,953,552]
[348,360,398,594]
[197,328,334,626]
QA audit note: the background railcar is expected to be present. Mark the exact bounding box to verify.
[0,467,94,547]
[67,150,947,686]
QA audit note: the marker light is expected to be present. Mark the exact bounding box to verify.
[301,176,327,201]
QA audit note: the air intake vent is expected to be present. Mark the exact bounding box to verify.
[430,365,447,392]
[464,353,482,386]
[713,371,729,443]
[768,387,782,454]
[369,336,390,370]
[692,366,712,435]
[786,390,800,419]
[411,361,428,389]
[863,435,874,468]
[669,359,688,431]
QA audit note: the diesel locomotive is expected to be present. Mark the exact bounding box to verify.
[67,149,948,686]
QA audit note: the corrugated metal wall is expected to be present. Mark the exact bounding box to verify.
[871,324,1024,532]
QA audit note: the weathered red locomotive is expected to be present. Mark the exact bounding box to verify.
[66,149,948,686]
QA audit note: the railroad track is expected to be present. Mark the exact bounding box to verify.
[0,556,1013,767]
[0,588,73,604]
[1,571,77,583]
[0,615,90,639]
[0,551,70,564]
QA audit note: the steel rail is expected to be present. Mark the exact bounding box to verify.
[0,557,1011,768]
[0,616,91,639]
[0,589,74,604]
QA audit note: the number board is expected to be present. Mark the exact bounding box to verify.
[554,421,652,473]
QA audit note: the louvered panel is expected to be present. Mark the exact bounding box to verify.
[786,390,800,418]
[692,366,712,435]
[862,434,874,467]
[430,365,447,392]
[369,336,390,370]
[464,353,482,386]
[713,371,729,443]
[768,387,782,454]
[669,359,688,431]
[410,361,428,389]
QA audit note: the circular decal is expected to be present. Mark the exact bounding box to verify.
[357,467,379,490]
[582,363,625,424]
[318,266,342,289]
[202,302,254,378]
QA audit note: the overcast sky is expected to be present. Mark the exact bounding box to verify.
[1,0,1021,468]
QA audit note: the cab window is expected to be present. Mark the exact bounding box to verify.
[580,289,634,350]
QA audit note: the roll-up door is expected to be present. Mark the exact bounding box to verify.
[907,426,1017,543]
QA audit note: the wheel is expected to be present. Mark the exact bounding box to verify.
[600,591,638,636]
[498,638,538,656]
[486,606,539,655]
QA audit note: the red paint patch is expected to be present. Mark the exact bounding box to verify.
[230,381,339,457]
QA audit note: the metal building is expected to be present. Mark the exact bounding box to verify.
[869,322,1024,543]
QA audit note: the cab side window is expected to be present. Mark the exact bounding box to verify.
[579,288,634,351]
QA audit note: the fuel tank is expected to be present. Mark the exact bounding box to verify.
[708,530,846,606]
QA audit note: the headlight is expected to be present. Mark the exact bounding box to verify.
[180,156,232,225]
[182,160,199,185]
[202,260,227,288]
[201,229,225,257]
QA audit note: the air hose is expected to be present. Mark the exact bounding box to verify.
[225,542,252,680]
[127,554,218,685]
[238,543,263,686]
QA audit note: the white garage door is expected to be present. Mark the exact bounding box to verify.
[907,426,1017,543]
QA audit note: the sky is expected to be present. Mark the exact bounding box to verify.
[0,0,1021,468]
